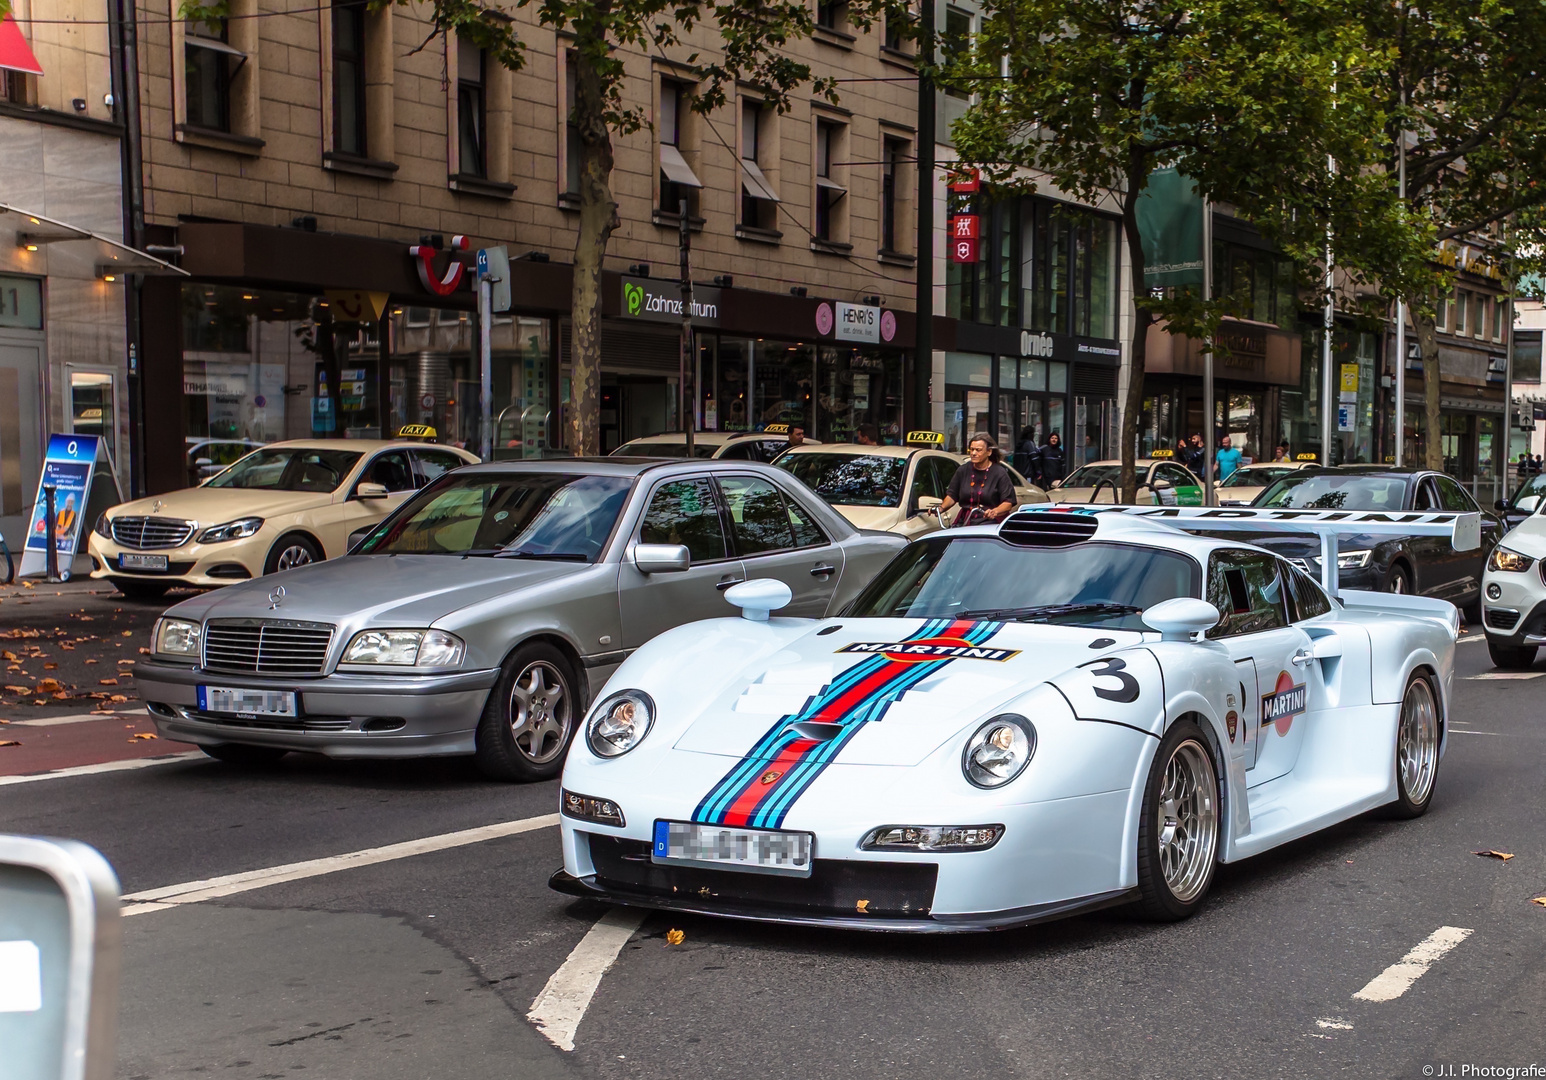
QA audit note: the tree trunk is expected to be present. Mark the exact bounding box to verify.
[1410,303,1442,470]
[567,25,617,458]
[1118,159,1153,505]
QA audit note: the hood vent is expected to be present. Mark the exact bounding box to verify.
[998,514,1098,547]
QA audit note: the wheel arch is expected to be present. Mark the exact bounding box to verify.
[264,528,325,571]
[494,631,592,714]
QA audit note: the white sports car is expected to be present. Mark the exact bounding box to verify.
[552,505,1475,931]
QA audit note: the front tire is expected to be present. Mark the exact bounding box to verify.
[200,743,289,766]
[473,642,579,782]
[263,533,321,575]
[1487,637,1538,670]
[1134,719,1221,921]
[1384,565,1412,594]
[1386,672,1440,819]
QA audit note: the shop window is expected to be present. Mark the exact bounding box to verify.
[457,35,487,178]
[1,69,33,105]
[69,371,117,470]
[657,78,702,219]
[814,119,849,248]
[739,98,780,233]
[331,2,367,155]
[942,7,973,100]
[880,136,910,255]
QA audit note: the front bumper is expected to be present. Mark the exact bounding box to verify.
[88,532,267,588]
[135,657,499,757]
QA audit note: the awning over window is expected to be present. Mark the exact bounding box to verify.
[0,204,189,277]
[659,144,703,188]
[816,175,847,199]
[741,159,779,202]
[184,34,246,58]
[0,14,43,76]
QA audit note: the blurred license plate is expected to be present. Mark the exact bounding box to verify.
[652,821,813,877]
[197,686,297,718]
[120,554,168,571]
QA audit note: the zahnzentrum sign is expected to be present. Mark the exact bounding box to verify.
[619,276,722,327]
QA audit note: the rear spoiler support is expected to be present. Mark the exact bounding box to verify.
[1007,506,1482,598]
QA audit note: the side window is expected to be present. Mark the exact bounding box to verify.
[910,456,942,503]
[638,478,728,562]
[1286,564,1333,620]
[1413,479,1439,511]
[1205,550,1289,637]
[930,455,961,496]
[1161,465,1192,488]
[716,442,759,461]
[781,488,830,548]
[414,450,466,486]
[362,451,415,492]
[718,475,796,555]
[1435,475,1475,512]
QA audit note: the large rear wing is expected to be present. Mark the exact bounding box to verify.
[1008,505,1481,595]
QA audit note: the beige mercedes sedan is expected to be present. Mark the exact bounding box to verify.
[88,439,478,599]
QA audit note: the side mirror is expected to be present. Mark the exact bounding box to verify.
[1518,495,1540,514]
[634,543,691,574]
[725,578,793,621]
[1049,479,1062,489]
[1495,499,1509,512]
[195,457,212,467]
[1149,479,1173,491]
[355,482,390,500]
[916,495,943,512]
[1142,597,1221,642]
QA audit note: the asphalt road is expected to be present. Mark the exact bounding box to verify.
[3,588,1544,1080]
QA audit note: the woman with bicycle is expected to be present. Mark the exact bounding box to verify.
[939,433,1016,528]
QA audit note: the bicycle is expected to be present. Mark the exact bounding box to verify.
[0,529,13,586]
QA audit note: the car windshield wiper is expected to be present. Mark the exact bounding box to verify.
[496,549,591,561]
[955,602,1143,623]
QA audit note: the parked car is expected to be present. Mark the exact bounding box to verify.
[1478,497,1546,667]
[1248,467,1502,620]
[1215,460,1316,505]
[88,440,478,599]
[551,504,1464,931]
[185,438,263,485]
[776,442,1046,537]
[1048,457,1204,505]
[132,459,906,780]
[613,428,821,462]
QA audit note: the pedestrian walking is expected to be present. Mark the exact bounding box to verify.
[1039,432,1068,485]
[1215,435,1243,481]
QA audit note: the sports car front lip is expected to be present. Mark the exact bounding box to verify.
[548,870,1138,933]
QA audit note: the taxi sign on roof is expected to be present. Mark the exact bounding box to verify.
[762,423,791,435]
[905,430,946,446]
[1150,448,1174,458]
[396,424,437,440]
[1296,452,1318,461]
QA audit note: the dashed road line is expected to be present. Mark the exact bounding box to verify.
[1352,926,1473,1003]
[7,708,149,727]
[528,908,649,1052]
[0,751,204,786]
[1466,672,1543,680]
[120,813,559,916]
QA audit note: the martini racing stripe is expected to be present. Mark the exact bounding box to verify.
[693,619,1005,829]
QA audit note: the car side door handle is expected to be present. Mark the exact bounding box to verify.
[715,576,745,591]
[809,564,836,577]
[1290,648,1315,668]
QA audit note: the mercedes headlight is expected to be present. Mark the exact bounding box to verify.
[1336,549,1372,570]
[587,690,655,758]
[1488,547,1536,573]
[197,517,264,543]
[342,629,465,667]
[962,714,1036,788]
[93,512,111,538]
[153,617,201,657]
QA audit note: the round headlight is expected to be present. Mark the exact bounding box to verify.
[587,690,655,758]
[962,714,1036,788]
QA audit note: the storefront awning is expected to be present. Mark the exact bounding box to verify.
[0,15,43,76]
[0,203,189,277]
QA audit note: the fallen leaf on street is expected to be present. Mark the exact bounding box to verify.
[42,663,56,670]
[118,659,134,665]
[98,679,117,686]
[856,899,871,913]
[4,685,29,694]
[665,929,685,945]
[108,695,128,702]
[0,740,19,747]
[138,648,150,655]
[85,659,98,664]
[2,651,15,661]
[1532,897,1546,907]
[1475,850,1515,861]
[78,615,92,621]
[129,733,157,741]
[36,678,60,692]
[51,691,69,700]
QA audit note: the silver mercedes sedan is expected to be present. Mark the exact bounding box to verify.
[134,458,905,781]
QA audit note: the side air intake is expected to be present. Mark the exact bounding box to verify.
[998,514,1098,547]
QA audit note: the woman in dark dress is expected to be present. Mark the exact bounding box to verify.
[940,433,1017,527]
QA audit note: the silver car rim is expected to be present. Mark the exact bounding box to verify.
[507,661,571,764]
[274,544,314,571]
[1397,677,1439,805]
[1387,573,1407,594]
[1157,739,1218,903]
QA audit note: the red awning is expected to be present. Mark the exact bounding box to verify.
[0,15,43,77]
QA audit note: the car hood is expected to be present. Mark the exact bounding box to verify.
[109,487,335,524]
[832,505,905,531]
[1498,516,1546,559]
[670,618,1149,766]
[164,554,591,626]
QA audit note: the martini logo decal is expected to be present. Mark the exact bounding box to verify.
[1261,671,1306,736]
[838,637,1019,663]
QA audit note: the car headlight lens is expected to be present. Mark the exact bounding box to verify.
[153,617,201,657]
[561,789,626,826]
[587,690,655,758]
[197,517,264,543]
[1488,546,1536,574]
[341,629,465,666]
[961,714,1036,788]
[861,825,1005,852]
[93,512,111,539]
[1336,549,1372,570]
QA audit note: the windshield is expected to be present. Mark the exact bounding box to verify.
[1511,473,1546,505]
[778,453,906,507]
[1060,464,1121,488]
[205,447,362,492]
[846,538,1199,631]
[358,473,632,560]
[1255,473,1409,511]
[615,440,713,459]
[1221,466,1296,489]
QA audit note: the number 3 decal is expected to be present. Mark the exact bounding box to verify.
[1081,657,1140,703]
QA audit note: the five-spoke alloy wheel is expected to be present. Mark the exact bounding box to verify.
[475,642,579,781]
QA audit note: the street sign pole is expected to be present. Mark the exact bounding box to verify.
[1202,199,1215,506]
[478,272,493,461]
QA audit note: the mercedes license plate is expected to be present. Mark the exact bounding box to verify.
[652,820,813,877]
[119,553,168,571]
[197,685,297,718]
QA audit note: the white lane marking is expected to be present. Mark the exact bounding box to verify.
[1456,635,1485,644]
[120,814,559,917]
[1315,1018,1353,1030]
[0,751,204,787]
[1466,672,1543,680]
[528,908,648,1052]
[1352,926,1473,1003]
[1450,730,1506,736]
[8,709,148,727]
